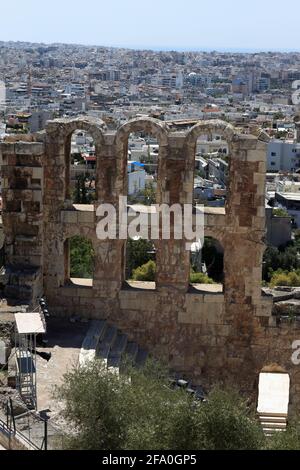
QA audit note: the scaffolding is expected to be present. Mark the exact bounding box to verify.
[14,312,46,410]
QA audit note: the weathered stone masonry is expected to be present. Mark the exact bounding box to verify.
[1,117,300,411]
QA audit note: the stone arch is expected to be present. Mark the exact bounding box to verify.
[183,119,240,203]
[114,117,170,200]
[46,117,106,202]
[185,119,238,149]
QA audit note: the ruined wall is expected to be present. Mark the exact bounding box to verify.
[0,138,45,304]
[1,117,300,412]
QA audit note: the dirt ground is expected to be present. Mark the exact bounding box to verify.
[35,317,89,419]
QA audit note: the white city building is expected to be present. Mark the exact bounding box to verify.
[267,140,300,172]
[127,161,146,195]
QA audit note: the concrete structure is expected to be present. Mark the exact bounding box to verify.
[275,192,300,227]
[267,140,300,172]
[265,205,292,247]
[1,117,300,411]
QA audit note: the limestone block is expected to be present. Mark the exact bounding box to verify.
[246,149,266,163]
[179,302,223,325]
[15,142,44,155]
[78,211,95,224]
[203,294,225,304]
[32,167,43,179]
[61,210,78,224]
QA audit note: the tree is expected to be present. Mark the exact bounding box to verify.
[126,239,154,279]
[74,176,82,204]
[143,182,156,205]
[70,236,94,279]
[54,360,265,450]
[263,245,300,282]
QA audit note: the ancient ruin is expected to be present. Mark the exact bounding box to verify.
[1,117,300,411]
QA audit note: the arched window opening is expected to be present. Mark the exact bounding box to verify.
[127,133,159,206]
[67,130,96,204]
[190,237,224,290]
[64,236,94,287]
[124,238,156,288]
[194,132,229,208]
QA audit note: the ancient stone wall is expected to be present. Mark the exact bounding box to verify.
[1,117,300,412]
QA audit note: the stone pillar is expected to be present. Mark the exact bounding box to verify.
[156,134,190,292]
[43,122,67,294]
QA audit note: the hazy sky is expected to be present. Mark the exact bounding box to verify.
[1,0,299,52]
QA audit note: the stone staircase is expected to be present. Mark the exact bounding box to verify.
[79,320,148,373]
[258,412,288,436]
[79,320,205,400]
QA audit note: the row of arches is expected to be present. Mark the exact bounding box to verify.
[63,235,224,290]
[48,117,238,206]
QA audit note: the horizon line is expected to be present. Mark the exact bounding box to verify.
[1,39,300,54]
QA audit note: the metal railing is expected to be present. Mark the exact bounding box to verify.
[0,416,40,450]
[1,399,65,450]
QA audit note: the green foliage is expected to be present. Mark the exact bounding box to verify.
[70,236,94,279]
[263,245,300,282]
[132,260,156,281]
[269,269,300,287]
[192,387,264,450]
[273,208,290,218]
[55,361,265,450]
[267,420,300,450]
[126,239,154,279]
[128,182,156,206]
[143,182,156,205]
[190,271,215,284]
[73,175,95,204]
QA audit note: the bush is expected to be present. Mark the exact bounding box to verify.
[192,387,264,450]
[267,420,300,450]
[132,260,156,281]
[126,239,154,278]
[55,361,265,450]
[263,245,300,282]
[273,208,290,218]
[190,271,215,284]
[269,269,300,287]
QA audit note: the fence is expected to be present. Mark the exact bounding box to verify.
[0,399,65,450]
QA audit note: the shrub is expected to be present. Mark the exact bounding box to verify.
[132,260,156,281]
[269,269,300,287]
[273,208,290,218]
[190,271,215,284]
[267,420,300,450]
[55,361,265,450]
